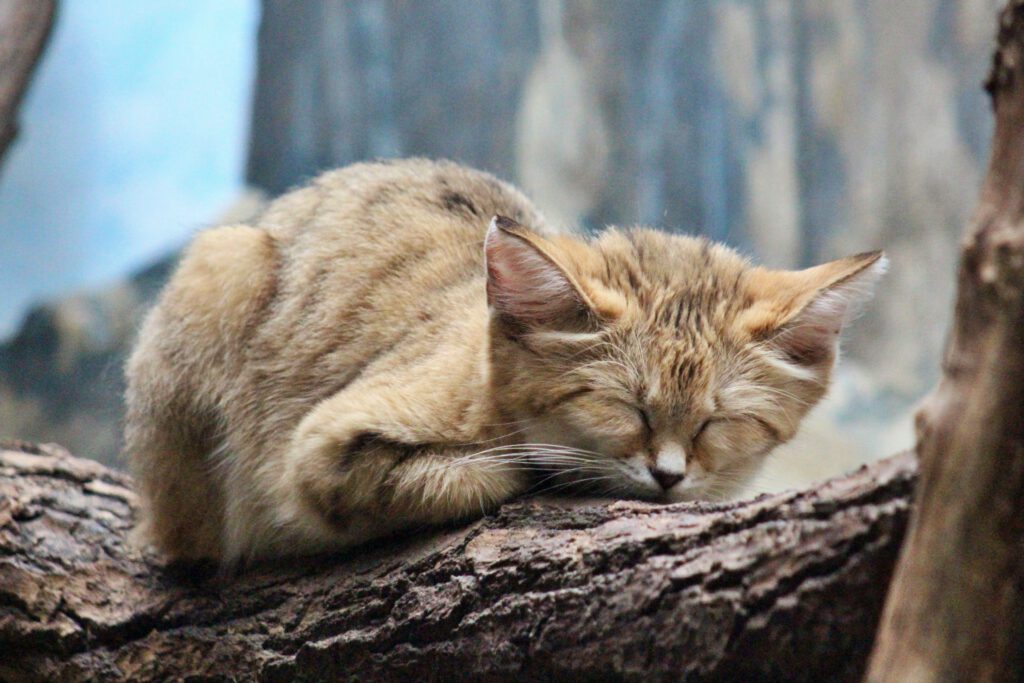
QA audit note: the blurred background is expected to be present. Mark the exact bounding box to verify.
[0,1,1002,492]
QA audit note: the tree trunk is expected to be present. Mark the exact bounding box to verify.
[866,2,1024,682]
[0,441,914,682]
[0,0,56,170]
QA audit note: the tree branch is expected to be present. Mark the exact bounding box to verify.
[0,0,56,170]
[0,441,914,682]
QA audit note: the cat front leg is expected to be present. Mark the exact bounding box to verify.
[271,391,528,554]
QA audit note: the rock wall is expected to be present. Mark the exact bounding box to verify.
[0,193,263,466]
[0,257,174,466]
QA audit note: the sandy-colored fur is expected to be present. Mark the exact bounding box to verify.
[125,158,884,564]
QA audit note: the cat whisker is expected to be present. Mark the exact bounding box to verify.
[442,444,606,471]
[534,472,623,496]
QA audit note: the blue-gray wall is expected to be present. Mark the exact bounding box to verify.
[0,0,1002,467]
[247,0,999,401]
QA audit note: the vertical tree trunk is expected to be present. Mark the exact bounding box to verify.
[0,0,56,170]
[866,2,1024,681]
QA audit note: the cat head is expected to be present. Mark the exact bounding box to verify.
[484,215,886,501]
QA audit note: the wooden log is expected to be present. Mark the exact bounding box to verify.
[0,441,913,682]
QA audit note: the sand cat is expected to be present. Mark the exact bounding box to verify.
[124,158,885,565]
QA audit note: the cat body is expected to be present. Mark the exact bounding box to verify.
[125,158,885,564]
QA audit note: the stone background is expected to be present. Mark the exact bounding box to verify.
[0,0,1001,488]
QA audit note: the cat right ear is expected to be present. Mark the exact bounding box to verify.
[485,216,594,332]
[742,250,887,371]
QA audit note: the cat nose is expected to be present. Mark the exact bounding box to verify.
[650,467,684,491]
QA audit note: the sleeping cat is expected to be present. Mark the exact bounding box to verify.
[124,158,886,565]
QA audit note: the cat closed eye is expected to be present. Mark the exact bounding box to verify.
[638,408,653,434]
[692,419,713,441]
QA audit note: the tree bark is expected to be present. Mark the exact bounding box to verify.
[0,440,914,682]
[866,2,1024,682]
[0,0,56,170]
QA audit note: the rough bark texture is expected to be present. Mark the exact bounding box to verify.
[0,440,913,682]
[866,2,1024,682]
[0,440,913,679]
[0,0,55,170]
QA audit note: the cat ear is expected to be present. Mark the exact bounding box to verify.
[748,251,888,368]
[485,216,594,331]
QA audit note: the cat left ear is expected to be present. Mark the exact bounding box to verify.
[485,216,594,332]
[748,251,888,368]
